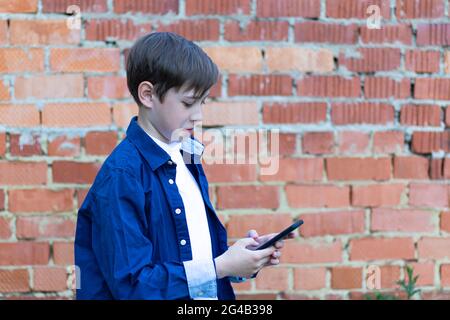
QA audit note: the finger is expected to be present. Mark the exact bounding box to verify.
[274,241,284,249]
[269,258,280,265]
[256,246,276,258]
[271,250,281,258]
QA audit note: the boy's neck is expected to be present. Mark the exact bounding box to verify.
[137,113,170,144]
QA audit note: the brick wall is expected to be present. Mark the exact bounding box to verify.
[0,0,449,300]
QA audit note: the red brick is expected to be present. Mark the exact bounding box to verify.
[85,19,151,41]
[0,0,37,12]
[350,238,415,261]
[260,158,323,183]
[226,214,292,238]
[50,48,120,72]
[255,267,289,291]
[332,103,394,125]
[225,20,288,41]
[394,156,429,179]
[42,103,112,128]
[8,189,73,213]
[0,105,40,128]
[275,134,296,156]
[0,133,6,157]
[203,47,262,73]
[331,267,362,289]
[377,266,402,289]
[237,293,278,300]
[53,242,74,265]
[42,0,107,12]
[262,103,327,124]
[257,0,320,17]
[446,107,450,126]
[405,50,440,73]
[409,183,449,208]
[326,0,391,18]
[0,20,6,44]
[302,132,334,154]
[410,262,435,286]
[294,268,327,290]
[0,161,47,185]
[371,209,435,233]
[85,131,117,156]
[442,211,450,232]
[286,185,350,208]
[10,133,42,157]
[415,78,450,100]
[430,158,444,180]
[283,240,342,264]
[10,20,80,45]
[396,0,445,19]
[202,164,256,183]
[266,48,334,72]
[33,267,67,292]
[88,76,131,99]
[352,184,405,207]
[0,269,30,293]
[338,131,370,154]
[417,24,450,46]
[77,189,89,209]
[339,48,401,72]
[15,74,84,100]
[216,185,279,209]
[441,264,450,287]
[0,216,11,239]
[411,131,450,154]
[228,74,292,96]
[48,135,81,157]
[298,211,365,237]
[203,102,259,126]
[52,161,101,184]
[360,24,412,44]
[17,216,75,239]
[420,291,450,300]
[157,20,220,41]
[373,131,404,154]
[115,0,178,13]
[298,76,360,98]
[0,79,9,100]
[400,104,441,127]
[327,157,391,181]
[364,77,410,99]
[186,0,249,15]
[113,103,138,129]
[231,279,252,292]
[295,22,358,44]
[0,48,44,73]
[0,242,49,265]
[418,238,450,259]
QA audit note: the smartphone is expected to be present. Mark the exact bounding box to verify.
[255,220,304,250]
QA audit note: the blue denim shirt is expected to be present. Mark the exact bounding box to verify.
[74,116,242,300]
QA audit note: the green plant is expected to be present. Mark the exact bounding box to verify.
[364,265,421,300]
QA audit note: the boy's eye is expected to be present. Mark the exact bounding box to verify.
[183,99,207,108]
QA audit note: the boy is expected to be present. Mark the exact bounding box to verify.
[75,32,290,300]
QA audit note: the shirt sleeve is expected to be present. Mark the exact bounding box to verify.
[89,168,216,300]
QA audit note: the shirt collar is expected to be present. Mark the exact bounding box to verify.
[125,116,205,171]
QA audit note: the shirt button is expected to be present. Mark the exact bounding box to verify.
[180,239,186,246]
[175,208,181,214]
[168,160,173,165]
[168,179,174,184]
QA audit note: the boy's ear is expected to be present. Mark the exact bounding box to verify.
[138,81,154,109]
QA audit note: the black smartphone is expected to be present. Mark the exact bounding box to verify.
[255,219,304,250]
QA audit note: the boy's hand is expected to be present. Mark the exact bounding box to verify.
[214,237,276,279]
[246,229,295,266]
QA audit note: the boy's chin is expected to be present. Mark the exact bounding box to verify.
[170,128,192,142]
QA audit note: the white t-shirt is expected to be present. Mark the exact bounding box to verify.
[148,134,214,263]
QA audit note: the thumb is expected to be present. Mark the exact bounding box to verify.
[238,237,259,248]
[247,229,258,239]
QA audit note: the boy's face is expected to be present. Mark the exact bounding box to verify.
[139,82,208,143]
